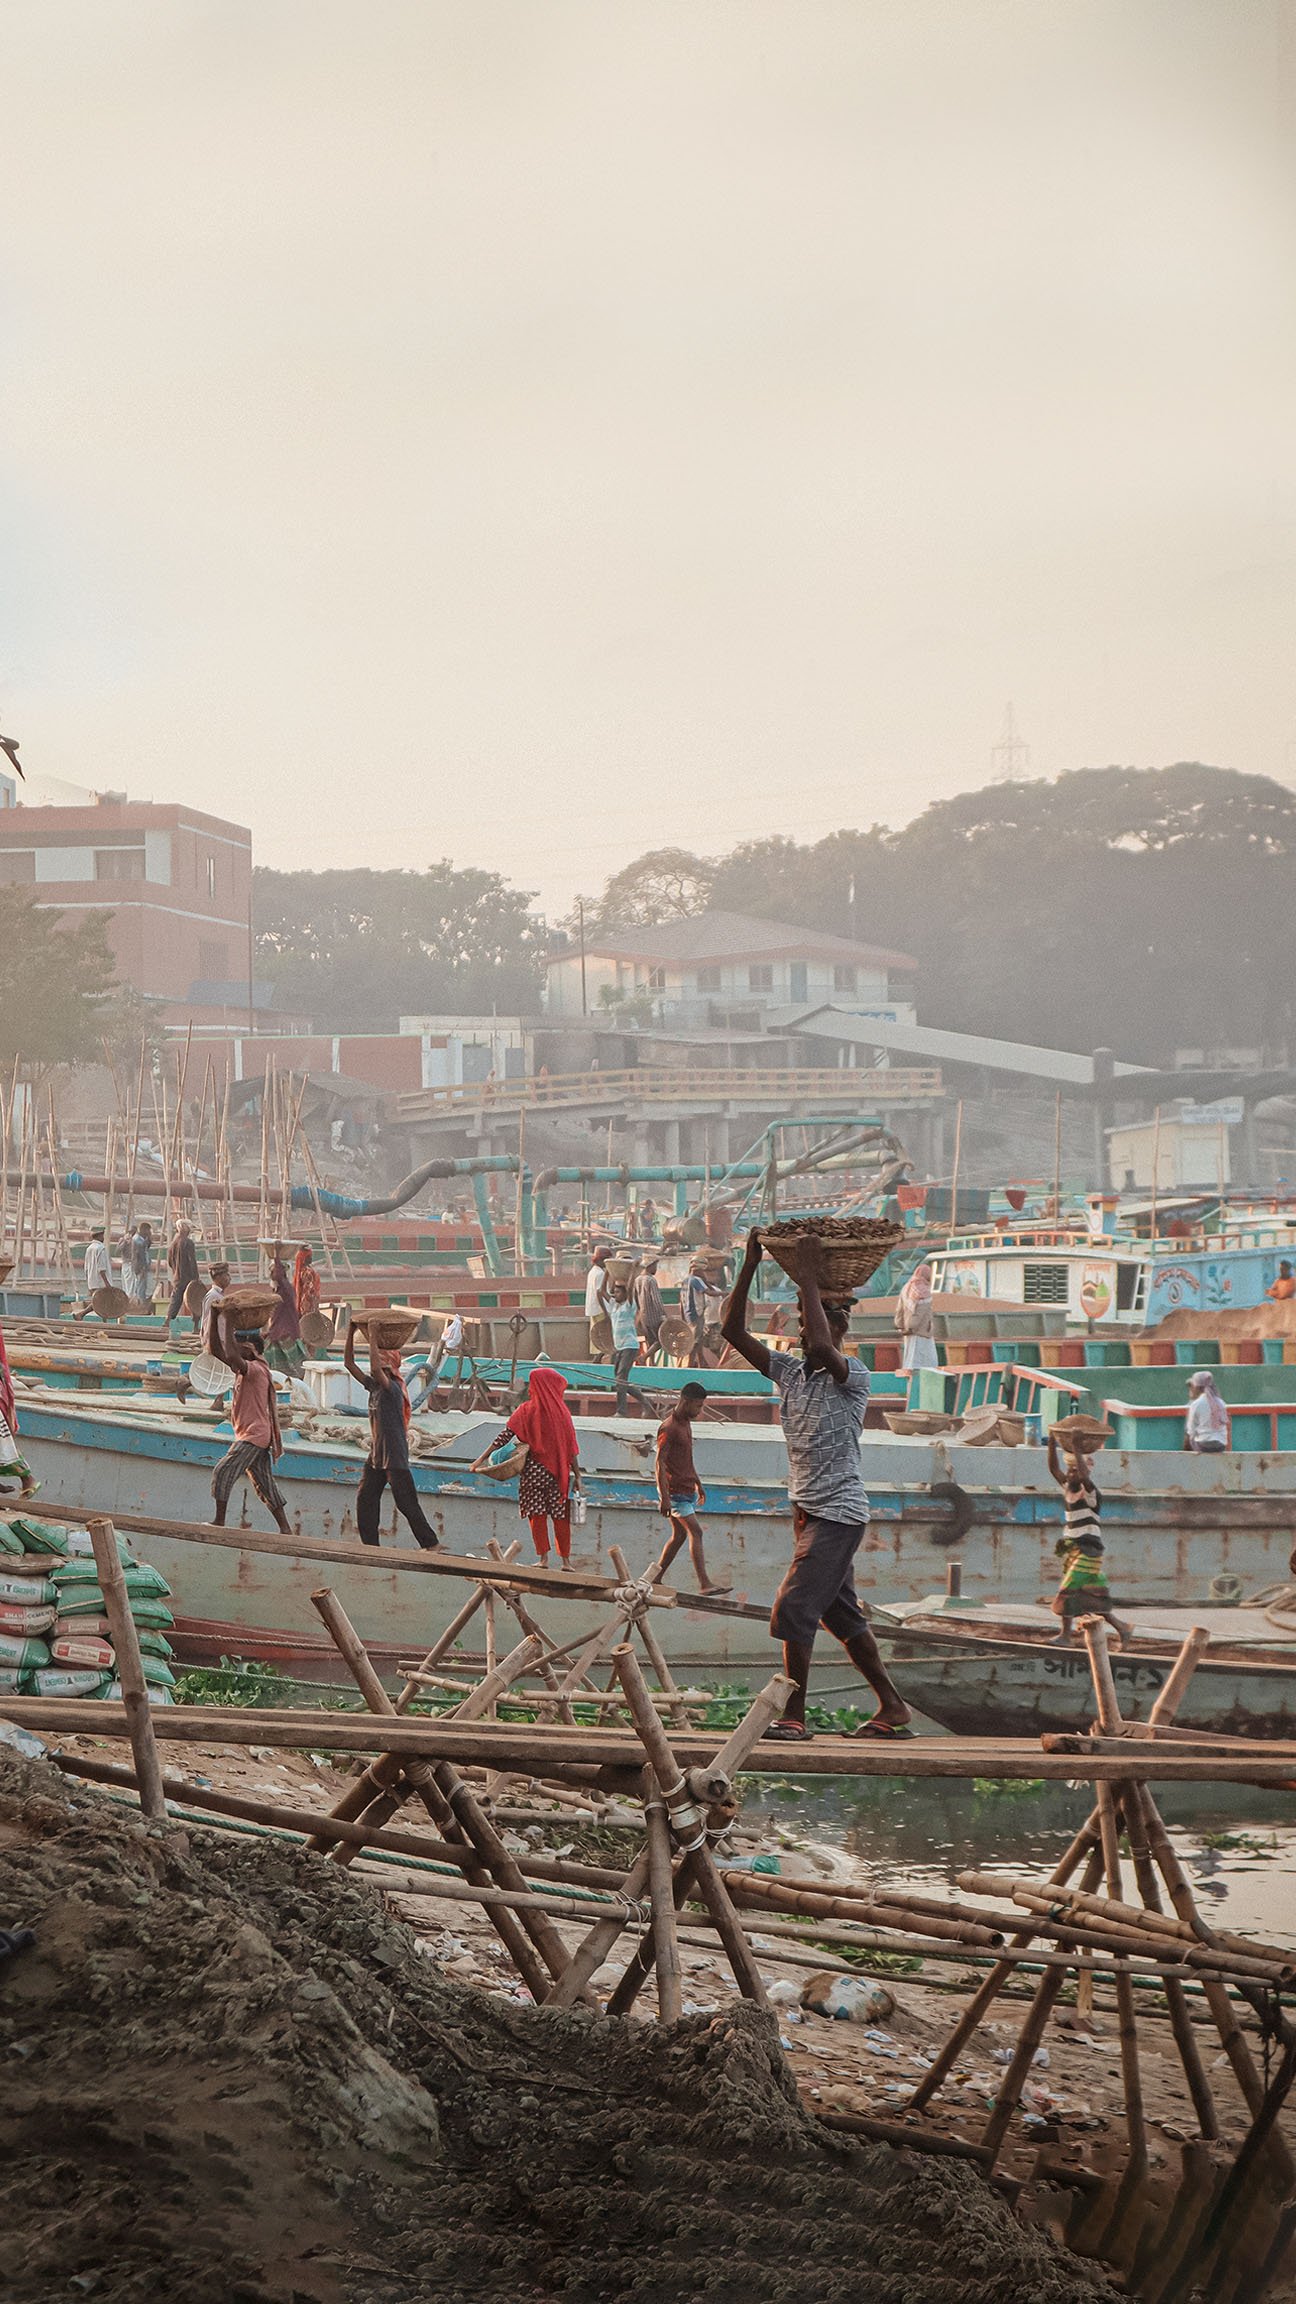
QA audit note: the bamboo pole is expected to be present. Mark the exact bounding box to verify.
[1148,1626,1213,1729]
[1150,1104,1163,1239]
[1052,1089,1063,1220]
[545,1669,790,2010]
[609,1543,691,1731]
[979,1846,1105,2167]
[613,1642,767,2008]
[1121,1782,1219,2140]
[188,1055,214,1243]
[170,1022,193,1187]
[87,1515,166,1821]
[310,1586,572,1989]
[643,1767,683,2022]
[293,1120,339,1285]
[218,1071,236,1266]
[123,1033,148,1237]
[1135,1781,1296,2188]
[909,1809,1103,2113]
[949,1098,963,1233]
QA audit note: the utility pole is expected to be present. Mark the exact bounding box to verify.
[577,897,588,1016]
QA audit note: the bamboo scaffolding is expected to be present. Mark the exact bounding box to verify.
[310,1585,572,1992]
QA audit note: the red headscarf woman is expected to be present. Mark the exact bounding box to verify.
[471,1367,582,1567]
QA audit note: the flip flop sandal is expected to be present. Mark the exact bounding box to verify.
[851,1718,915,1741]
[763,1719,816,1742]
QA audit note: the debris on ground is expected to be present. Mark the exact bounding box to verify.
[0,1749,1111,2304]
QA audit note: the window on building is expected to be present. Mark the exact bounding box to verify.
[748,964,774,992]
[834,964,857,993]
[0,850,35,883]
[697,966,722,993]
[198,939,229,980]
[646,966,665,991]
[205,856,216,899]
[94,847,146,881]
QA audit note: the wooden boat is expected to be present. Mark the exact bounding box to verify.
[9,1390,1296,1681]
[882,1600,1296,1739]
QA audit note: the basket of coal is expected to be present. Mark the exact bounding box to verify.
[760,1215,907,1298]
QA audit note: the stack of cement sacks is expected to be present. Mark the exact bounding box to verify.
[0,1516,176,1702]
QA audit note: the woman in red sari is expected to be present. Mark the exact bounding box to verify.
[471,1367,582,1567]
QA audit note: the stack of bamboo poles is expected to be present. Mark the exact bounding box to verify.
[3,1034,358,1299]
[10,1519,1296,2296]
[901,1617,1296,2302]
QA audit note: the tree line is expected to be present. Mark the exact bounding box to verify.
[7,764,1295,1067]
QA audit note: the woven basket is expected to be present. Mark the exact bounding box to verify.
[220,1284,281,1328]
[1049,1413,1113,1451]
[352,1307,422,1353]
[90,1285,132,1321]
[182,1278,207,1318]
[761,1217,906,1297]
[300,1309,334,1349]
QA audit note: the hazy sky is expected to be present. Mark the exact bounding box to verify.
[3,1,1294,913]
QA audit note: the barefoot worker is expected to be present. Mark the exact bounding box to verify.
[650,1381,730,1596]
[210,1309,292,1535]
[721,1226,912,1744]
[344,1319,441,1551]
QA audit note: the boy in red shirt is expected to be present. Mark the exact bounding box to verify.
[649,1383,730,1595]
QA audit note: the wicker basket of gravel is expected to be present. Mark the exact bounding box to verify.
[761,1216,906,1297]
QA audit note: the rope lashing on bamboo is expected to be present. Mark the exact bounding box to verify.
[656,1771,707,1853]
[613,1573,658,1623]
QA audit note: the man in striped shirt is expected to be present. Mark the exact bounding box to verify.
[1046,1433,1132,1647]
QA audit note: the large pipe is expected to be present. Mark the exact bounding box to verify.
[3,1154,516,1222]
[15,1135,902,1228]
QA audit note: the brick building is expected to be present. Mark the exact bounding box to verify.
[0,791,264,1029]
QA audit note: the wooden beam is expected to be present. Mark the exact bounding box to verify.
[0,1498,676,1609]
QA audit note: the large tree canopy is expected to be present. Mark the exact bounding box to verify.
[577,765,1296,1063]
[254,862,544,1032]
[254,767,1296,1059]
[0,892,118,1068]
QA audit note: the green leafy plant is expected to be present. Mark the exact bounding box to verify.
[173,1656,292,1709]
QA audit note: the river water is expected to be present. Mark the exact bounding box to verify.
[745,1772,1296,1941]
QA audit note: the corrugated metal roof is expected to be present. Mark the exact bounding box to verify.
[552,910,916,971]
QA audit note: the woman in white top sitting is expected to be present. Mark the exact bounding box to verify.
[1185,1369,1230,1454]
[894,1261,938,1371]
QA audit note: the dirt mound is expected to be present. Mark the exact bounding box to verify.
[0,1751,1109,2304]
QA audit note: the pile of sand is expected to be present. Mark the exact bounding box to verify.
[0,1750,1109,2304]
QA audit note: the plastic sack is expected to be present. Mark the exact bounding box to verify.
[0,1633,50,1671]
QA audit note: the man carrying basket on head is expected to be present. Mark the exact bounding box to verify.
[722,1226,912,1743]
[345,1318,440,1551]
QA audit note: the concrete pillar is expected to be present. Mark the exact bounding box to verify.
[662,1118,682,1167]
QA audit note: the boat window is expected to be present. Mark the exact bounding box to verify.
[1022,1262,1069,1304]
[1116,1263,1141,1311]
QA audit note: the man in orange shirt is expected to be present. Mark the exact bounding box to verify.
[1267,1262,1296,1302]
[210,1310,292,1533]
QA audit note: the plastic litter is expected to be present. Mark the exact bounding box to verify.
[800,1973,897,2024]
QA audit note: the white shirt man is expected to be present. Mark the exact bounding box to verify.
[83,1234,112,1295]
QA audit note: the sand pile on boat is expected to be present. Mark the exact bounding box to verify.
[0,1748,1109,2304]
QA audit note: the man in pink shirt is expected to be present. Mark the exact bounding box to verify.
[210,1310,292,1533]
